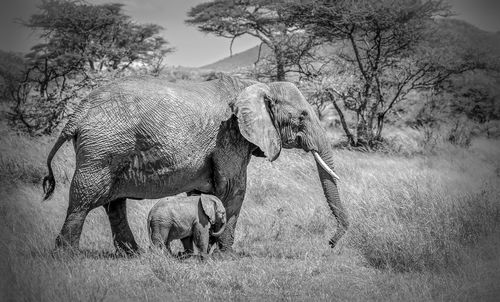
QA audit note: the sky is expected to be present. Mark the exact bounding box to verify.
[0,0,499,67]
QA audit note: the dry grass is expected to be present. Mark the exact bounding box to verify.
[1,122,499,301]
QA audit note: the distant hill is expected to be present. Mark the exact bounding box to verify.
[200,44,271,71]
[434,19,500,57]
[200,18,500,72]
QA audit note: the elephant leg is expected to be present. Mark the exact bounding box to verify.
[180,236,193,254]
[56,168,110,250]
[217,213,240,252]
[211,133,251,252]
[104,198,139,254]
[149,223,170,258]
[216,185,246,252]
[164,239,173,256]
[192,226,209,260]
[55,202,92,250]
[150,225,167,249]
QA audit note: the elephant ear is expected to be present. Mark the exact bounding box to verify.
[200,194,216,224]
[232,83,281,161]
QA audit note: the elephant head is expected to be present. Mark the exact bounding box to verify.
[231,81,349,248]
[200,194,227,237]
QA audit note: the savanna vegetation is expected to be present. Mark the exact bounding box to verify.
[1,118,499,301]
[1,0,500,301]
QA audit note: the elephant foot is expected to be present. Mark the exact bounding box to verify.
[114,243,142,257]
[54,235,81,255]
[215,240,236,253]
[328,225,348,249]
[175,250,211,261]
[51,241,87,259]
[50,247,79,259]
[176,250,192,260]
[188,253,208,261]
[105,198,140,256]
[210,247,240,260]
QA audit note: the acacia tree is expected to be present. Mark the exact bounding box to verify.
[186,0,319,81]
[8,0,174,135]
[25,0,173,74]
[290,0,484,147]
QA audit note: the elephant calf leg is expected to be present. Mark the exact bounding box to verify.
[192,227,209,260]
[104,198,139,255]
[180,236,194,255]
[150,229,166,250]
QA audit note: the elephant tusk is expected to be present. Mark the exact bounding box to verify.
[312,151,340,181]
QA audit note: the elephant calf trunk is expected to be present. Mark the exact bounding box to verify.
[210,222,226,237]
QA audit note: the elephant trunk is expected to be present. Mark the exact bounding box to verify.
[313,139,349,248]
[210,221,226,237]
[210,199,227,238]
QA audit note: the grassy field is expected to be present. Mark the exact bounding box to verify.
[1,122,499,301]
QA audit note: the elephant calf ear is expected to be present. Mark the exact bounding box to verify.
[200,194,216,224]
[232,83,281,161]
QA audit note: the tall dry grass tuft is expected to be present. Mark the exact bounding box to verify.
[349,184,499,271]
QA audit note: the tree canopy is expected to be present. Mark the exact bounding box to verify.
[4,0,174,135]
[288,0,485,147]
[186,0,317,81]
[25,0,173,74]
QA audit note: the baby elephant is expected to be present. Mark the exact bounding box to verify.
[147,194,226,259]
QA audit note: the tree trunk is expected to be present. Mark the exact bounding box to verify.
[374,113,385,140]
[331,94,355,146]
[275,49,286,81]
[356,114,369,146]
[88,59,95,71]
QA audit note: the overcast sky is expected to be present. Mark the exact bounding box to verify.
[0,0,499,68]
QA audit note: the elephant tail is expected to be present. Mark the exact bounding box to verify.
[42,133,69,200]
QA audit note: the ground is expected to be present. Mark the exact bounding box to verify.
[1,123,499,301]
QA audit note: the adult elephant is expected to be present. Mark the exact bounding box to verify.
[43,75,348,254]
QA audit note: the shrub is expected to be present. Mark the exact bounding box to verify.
[447,119,472,147]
